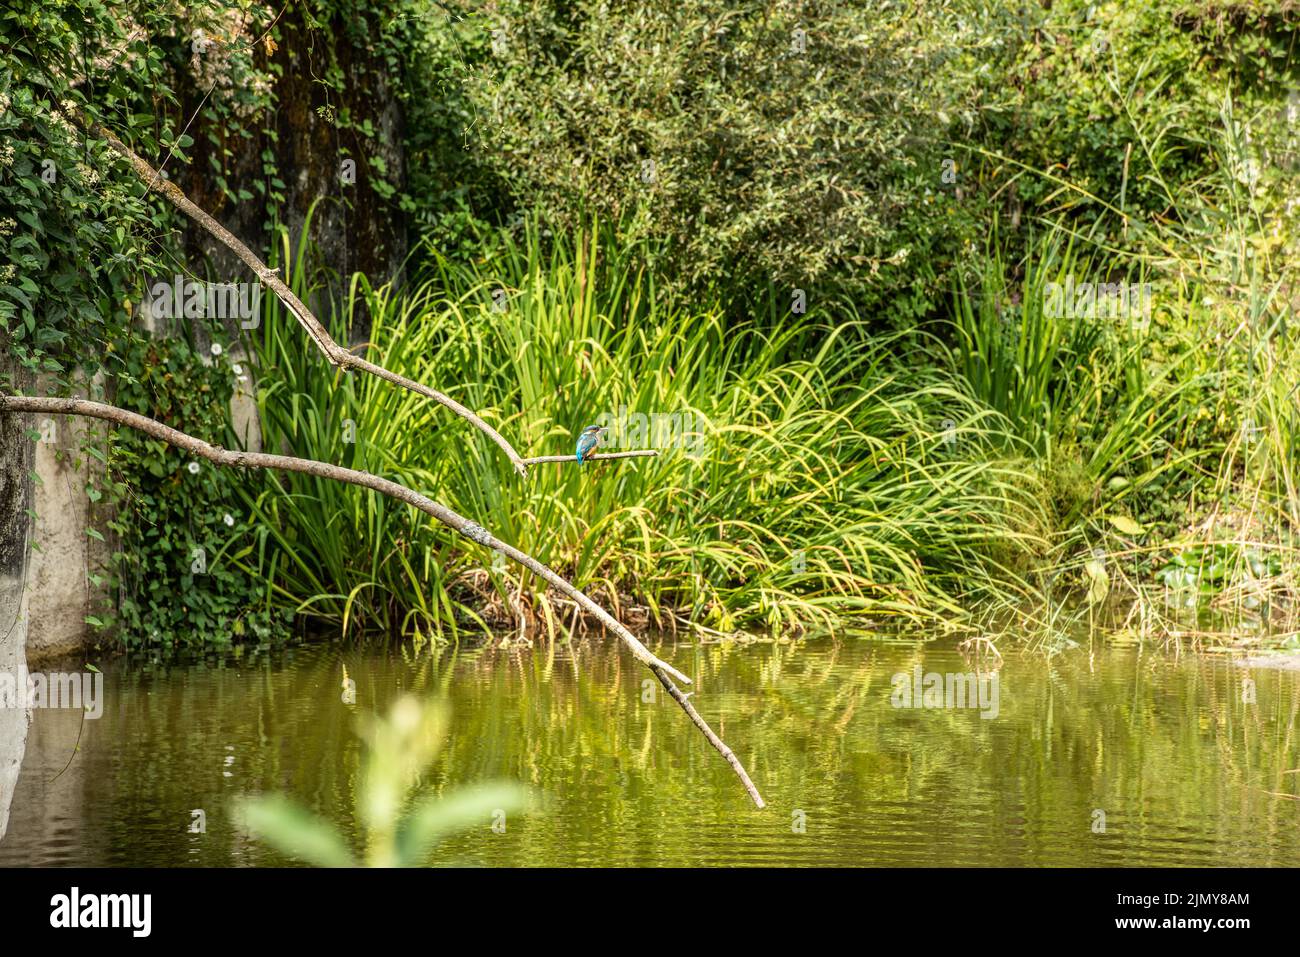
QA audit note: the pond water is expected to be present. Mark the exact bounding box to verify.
[2,635,1298,866]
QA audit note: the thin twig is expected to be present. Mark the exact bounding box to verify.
[519,450,659,466]
[66,110,530,477]
[48,706,87,785]
[1,396,765,808]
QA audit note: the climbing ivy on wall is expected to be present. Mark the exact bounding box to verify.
[2,2,301,650]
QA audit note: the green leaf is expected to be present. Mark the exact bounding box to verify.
[1107,515,1144,536]
[395,783,531,867]
[234,795,356,868]
[1083,558,1110,605]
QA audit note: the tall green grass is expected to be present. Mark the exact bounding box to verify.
[227,84,1299,649]
[948,225,1213,530]
[951,88,1300,645]
[233,220,1045,639]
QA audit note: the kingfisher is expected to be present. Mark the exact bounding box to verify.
[576,425,607,464]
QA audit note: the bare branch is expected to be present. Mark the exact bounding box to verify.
[520,450,659,466]
[0,395,765,808]
[651,664,766,808]
[71,111,530,477]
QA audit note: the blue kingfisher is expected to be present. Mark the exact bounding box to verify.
[576,425,607,464]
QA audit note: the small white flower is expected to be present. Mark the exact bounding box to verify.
[232,363,243,375]
[187,461,201,474]
[223,514,235,527]
[210,343,223,356]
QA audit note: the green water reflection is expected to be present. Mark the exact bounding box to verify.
[2,636,1298,866]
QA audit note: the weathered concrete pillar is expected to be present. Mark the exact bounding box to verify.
[0,350,32,843]
[24,402,113,660]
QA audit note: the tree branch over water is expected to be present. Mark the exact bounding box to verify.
[0,396,766,808]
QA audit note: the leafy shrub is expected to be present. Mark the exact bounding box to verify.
[425,0,1000,315]
[989,0,1299,233]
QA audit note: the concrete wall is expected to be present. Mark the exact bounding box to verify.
[0,353,32,843]
[0,370,109,839]
[0,579,27,846]
[24,410,114,661]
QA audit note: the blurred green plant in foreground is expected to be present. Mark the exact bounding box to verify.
[234,695,530,867]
